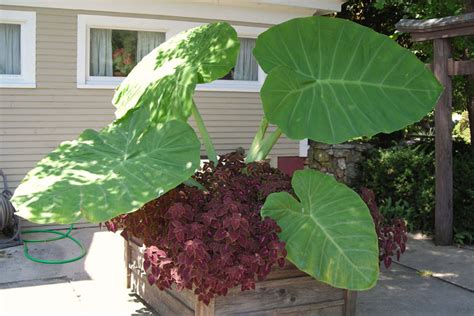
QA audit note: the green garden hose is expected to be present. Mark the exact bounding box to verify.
[1,170,85,264]
[21,224,87,264]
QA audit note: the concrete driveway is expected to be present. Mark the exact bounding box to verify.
[358,234,474,316]
[1,229,473,315]
[0,226,156,315]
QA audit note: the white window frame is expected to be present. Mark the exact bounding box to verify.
[0,10,36,88]
[77,15,202,89]
[77,15,266,92]
[299,139,309,157]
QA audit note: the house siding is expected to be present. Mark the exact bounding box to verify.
[0,5,300,191]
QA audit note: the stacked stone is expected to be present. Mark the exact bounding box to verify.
[308,142,372,186]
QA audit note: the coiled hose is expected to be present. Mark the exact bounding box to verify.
[0,170,86,263]
[0,170,20,243]
[22,224,87,264]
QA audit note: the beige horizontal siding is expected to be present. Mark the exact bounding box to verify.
[0,5,300,193]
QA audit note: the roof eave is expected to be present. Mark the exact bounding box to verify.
[0,0,345,25]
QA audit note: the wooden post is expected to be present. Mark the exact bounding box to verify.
[433,38,453,245]
[397,13,474,246]
[343,290,357,316]
[124,239,132,288]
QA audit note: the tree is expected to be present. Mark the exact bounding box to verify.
[337,0,473,147]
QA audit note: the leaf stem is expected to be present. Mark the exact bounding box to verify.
[245,117,282,163]
[246,117,269,162]
[191,100,218,165]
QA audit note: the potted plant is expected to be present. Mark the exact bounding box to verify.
[12,16,441,315]
[112,47,135,76]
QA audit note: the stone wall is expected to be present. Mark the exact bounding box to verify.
[308,142,372,186]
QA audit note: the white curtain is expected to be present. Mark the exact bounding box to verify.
[137,31,165,61]
[90,28,113,76]
[234,38,258,81]
[0,23,21,75]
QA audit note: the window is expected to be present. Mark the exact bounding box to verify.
[77,15,201,88]
[77,15,265,91]
[0,10,36,88]
[0,24,21,75]
[196,26,266,92]
[89,28,165,77]
[220,38,258,82]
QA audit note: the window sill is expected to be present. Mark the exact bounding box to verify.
[196,81,261,93]
[77,80,262,92]
[0,82,36,88]
[77,83,119,89]
[77,75,123,89]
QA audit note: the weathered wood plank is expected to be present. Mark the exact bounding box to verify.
[426,59,474,76]
[246,300,344,316]
[449,59,474,76]
[125,239,132,289]
[410,25,474,41]
[131,270,194,316]
[396,13,474,41]
[196,300,215,316]
[128,240,351,315]
[214,276,344,314]
[433,38,454,245]
[343,290,357,316]
[129,242,194,315]
[215,302,344,315]
[265,261,307,280]
[167,285,197,310]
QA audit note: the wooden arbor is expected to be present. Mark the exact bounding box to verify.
[396,13,474,245]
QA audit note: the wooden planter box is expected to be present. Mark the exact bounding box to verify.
[125,237,357,315]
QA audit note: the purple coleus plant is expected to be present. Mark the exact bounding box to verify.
[107,153,289,304]
[361,187,408,268]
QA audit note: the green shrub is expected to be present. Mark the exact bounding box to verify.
[357,141,473,241]
[378,197,415,231]
[357,144,435,232]
[453,111,471,144]
[453,142,474,241]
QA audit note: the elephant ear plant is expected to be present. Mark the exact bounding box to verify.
[12,22,238,223]
[250,16,442,290]
[12,16,442,297]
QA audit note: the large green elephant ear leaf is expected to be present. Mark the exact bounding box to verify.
[12,118,200,224]
[253,16,443,144]
[261,169,379,290]
[11,22,238,224]
[113,22,239,121]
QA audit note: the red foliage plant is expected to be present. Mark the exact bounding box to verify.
[360,187,408,269]
[106,153,291,304]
